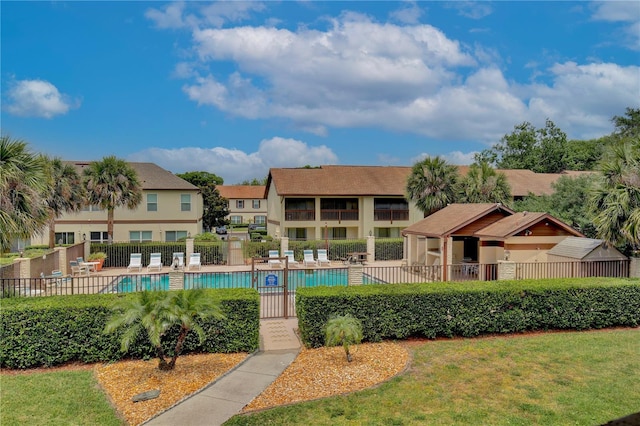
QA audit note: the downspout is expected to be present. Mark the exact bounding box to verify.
[442,236,448,282]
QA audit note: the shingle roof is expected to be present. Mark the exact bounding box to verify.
[474,212,547,238]
[218,185,266,199]
[547,237,606,259]
[267,165,595,198]
[402,203,514,237]
[268,166,412,196]
[69,161,199,191]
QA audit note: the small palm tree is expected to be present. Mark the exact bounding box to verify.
[104,289,225,370]
[83,156,142,241]
[406,156,459,216]
[0,135,50,252]
[43,158,86,248]
[325,314,363,362]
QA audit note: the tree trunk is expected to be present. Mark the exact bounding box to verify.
[48,217,56,249]
[156,345,173,370]
[107,208,114,242]
[169,328,189,369]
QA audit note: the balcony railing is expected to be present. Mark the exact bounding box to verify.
[320,209,359,222]
[374,209,409,222]
[285,210,315,221]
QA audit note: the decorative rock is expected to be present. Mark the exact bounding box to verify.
[132,389,160,402]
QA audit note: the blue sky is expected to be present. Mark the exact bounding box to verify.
[2,1,639,184]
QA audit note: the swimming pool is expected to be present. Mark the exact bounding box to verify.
[113,268,380,293]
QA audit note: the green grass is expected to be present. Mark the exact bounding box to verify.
[224,329,640,425]
[0,370,123,426]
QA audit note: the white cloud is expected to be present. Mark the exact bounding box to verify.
[446,2,493,20]
[127,137,338,184]
[145,1,266,30]
[145,2,187,29]
[389,1,423,25]
[5,79,77,119]
[157,8,638,144]
[591,1,640,50]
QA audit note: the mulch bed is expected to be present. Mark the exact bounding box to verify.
[2,342,410,426]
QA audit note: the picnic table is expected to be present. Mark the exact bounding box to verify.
[344,252,369,265]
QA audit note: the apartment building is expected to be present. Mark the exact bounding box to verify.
[217,185,267,225]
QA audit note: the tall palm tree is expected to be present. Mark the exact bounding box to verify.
[457,161,512,205]
[0,135,50,252]
[104,289,225,370]
[589,139,640,254]
[82,156,142,241]
[325,314,363,362]
[406,156,459,216]
[44,158,86,248]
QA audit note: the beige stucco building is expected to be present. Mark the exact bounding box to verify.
[265,166,423,240]
[217,185,267,225]
[31,162,203,245]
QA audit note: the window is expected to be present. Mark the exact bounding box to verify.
[55,232,75,245]
[329,227,347,239]
[230,215,243,224]
[288,228,307,240]
[165,230,188,242]
[90,231,109,243]
[129,231,152,242]
[236,200,244,209]
[147,194,158,212]
[181,194,191,211]
[252,200,260,209]
[254,215,266,224]
[81,205,103,212]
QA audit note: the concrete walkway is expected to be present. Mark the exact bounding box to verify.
[144,318,301,426]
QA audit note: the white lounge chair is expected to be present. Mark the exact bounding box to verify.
[188,253,201,271]
[317,249,331,266]
[70,260,89,276]
[127,253,143,273]
[268,250,283,268]
[303,249,317,267]
[147,253,163,272]
[171,252,185,270]
[283,250,299,267]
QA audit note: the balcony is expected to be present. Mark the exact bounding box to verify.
[320,209,359,222]
[285,210,315,221]
[374,209,409,223]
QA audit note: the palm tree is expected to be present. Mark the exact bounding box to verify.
[43,158,86,248]
[406,156,459,216]
[589,139,640,255]
[82,156,142,241]
[325,314,363,362]
[457,161,512,205]
[104,289,226,370]
[0,135,50,252]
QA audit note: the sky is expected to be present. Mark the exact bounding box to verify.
[2,1,639,184]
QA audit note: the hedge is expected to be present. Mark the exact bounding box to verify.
[296,278,640,348]
[0,288,260,369]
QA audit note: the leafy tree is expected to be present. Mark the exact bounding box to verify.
[239,177,267,185]
[513,174,599,238]
[0,135,50,252]
[176,171,223,187]
[479,119,568,173]
[406,156,459,216]
[588,139,640,255]
[43,158,86,248]
[104,289,226,370]
[456,161,511,205]
[177,171,228,231]
[83,156,142,241]
[325,314,363,362]
[564,138,608,171]
[612,107,640,139]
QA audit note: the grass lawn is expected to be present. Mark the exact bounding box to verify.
[225,328,640,425]
[0,369,123,426]
[1,329,637,426]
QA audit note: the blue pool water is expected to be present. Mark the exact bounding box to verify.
[114,268,379,293]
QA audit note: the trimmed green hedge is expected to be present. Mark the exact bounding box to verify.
[296,278,640,348]
[0,289,259,369]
